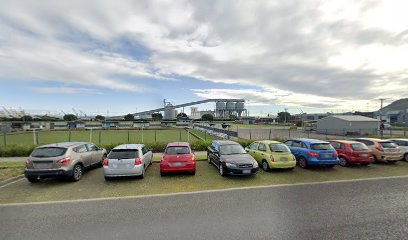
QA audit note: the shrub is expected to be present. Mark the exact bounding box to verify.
[0,145,36,157]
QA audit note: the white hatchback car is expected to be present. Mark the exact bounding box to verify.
[388,139,408,161]
[103,144,153,180]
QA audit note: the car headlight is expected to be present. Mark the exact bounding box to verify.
[252,161,258,168]
[225,162,237,168]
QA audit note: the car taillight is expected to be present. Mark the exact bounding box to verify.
[307,151,319,157]
[376,145,384,152]
[58,157,72,165]
[103,158,109,166]
[135,158,142,165]
[270,155,275,162]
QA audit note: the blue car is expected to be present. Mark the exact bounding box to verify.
[284,139,339,168]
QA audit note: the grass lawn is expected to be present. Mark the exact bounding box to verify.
[1,161,408,204]
[231,124,289,130]
[0,129,201,146]
[0,162,25,181]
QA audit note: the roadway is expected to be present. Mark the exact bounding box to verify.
[1,177,408,239]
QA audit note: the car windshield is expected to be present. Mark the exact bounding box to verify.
[351,143,368,151]
[311,143,333,150]
[269,144,290,152]
[220,144,246,155]
[165,146,190,155]
[108,149,138,159]
[380,142,398,148]
[31,147,67,158]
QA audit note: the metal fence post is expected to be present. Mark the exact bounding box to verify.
[249,129,252,140]
[36,131,39,145]
[127,130,130,143]
[204,131,207,141]
[3,133,6,146]
[141,127,144,143]
[69,130,71,142]
[179,129,182,141]
[288,129,291,138]
[155,129,157,143]
[99,131,101,145]
[269,128,272,140]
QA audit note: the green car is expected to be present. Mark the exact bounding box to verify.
[245,140,296,171]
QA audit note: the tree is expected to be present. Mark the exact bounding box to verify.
[21,115,33,121]
[94,115,105,121]
[124,114,135,121]
[201,114,214,121]
[63,114,78,121]
[152,113,163,121]
[277,112,293,123]
[177,112,188,119]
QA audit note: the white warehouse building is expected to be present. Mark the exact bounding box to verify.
[317,115,379,136]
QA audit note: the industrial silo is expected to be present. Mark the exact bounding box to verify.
[164,103,176,120]
[235,102,245,117]
[216,101,226,118]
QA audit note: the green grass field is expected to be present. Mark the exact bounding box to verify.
[0,129,203,146]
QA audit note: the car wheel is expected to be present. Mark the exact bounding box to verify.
[191,171,196,175]
[372,156,378,163]
[139,165,145,179]
[339,157,348,167]
[326,165,335,168]
[207,154,211,164]
[288,167,295,170]
[387,160,397,164]
[71,164,83,182]
[361,163,370,166]
[104,176,112,181]
[219,163,226,176]
[262,160,270,171]
[299,157,308,169]
[404,154,408,162]
[27,177,40,183]
[160,171,166,176]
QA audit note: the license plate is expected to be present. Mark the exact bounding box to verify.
[325,154,331,158]
[361,154,368,157]
[242,170,251,174]
[35,163,49,169]
[173,162,182,166]
[281,157,288,161]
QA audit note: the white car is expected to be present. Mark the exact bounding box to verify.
[103,144,153,180]
[388,139,408,161]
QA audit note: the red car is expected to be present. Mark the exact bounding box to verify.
[329,140,374,167]
[160,142,196,176]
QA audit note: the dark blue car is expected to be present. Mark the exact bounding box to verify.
[284,139,339,168]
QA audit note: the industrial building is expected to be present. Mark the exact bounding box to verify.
[317,115,379,136]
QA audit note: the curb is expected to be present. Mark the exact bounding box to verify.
[0,175,24,187]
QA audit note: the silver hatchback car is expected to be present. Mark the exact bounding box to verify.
[25,142,107,183]
[103,144,153,180]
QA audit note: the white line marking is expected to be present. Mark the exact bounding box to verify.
[0,177,24,189]
[1,174,408,207]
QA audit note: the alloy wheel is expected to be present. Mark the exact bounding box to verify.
[339,157,347,167]
[73,165,83,181]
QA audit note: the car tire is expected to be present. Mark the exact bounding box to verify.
[339,157,348,167]
[27,177,40,183]
[387,160,397,164]
[104,176,112,181]
[372,156,378,163]
[404,154,408,162]
[219,163,226,176]
[139,165,145,179]
[326,165,335,168]
[361,163,370,166]
[207,154,211,164]
[70,164,83,182]
[299,157,308,169]
[262,160,270,171]
[191,171,196,175]
[288,167,295,171]
[160,171,166,176]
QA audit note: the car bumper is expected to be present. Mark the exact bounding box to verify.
[24,169,72,178]
[103,165,143,177]
[378,155,403,161]
[348,156,374,164]
[269,161,296,169]
[160,162,196,173]
[225,166,258,175]
[307,158,339,166]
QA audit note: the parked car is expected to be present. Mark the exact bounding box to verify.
[388,139,408,161]
[207,140,258,176]
[103,144,153,180]
[351,138,402,163]
[329,140,373,167]
[245,140,296,171]
[284,138,339,168]
[160,142,196,176]
[25,142,107,183]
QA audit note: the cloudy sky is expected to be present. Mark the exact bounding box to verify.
[1,0,407,116]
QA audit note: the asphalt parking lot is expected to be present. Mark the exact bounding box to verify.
[1,161,408,204]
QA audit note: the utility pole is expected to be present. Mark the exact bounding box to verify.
[378,98,388,137]
[284,108,288,126]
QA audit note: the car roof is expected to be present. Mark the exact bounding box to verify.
[353,138,390,143]
[37,142,89,148]
[214,140,240,146]
[166,142,190,147]
[288,138,329,144]
[112,144,144,150]
[329,140,362,144]
[388,139,408,142]
[254,140,282,144]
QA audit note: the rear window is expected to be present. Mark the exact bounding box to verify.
[165,146,190,155]
[269,144,290,152]
[108,149,138,159]
[351,143,368,151]
[311,143,333,150]
[31,147,67,158]
[380,142,398,148]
